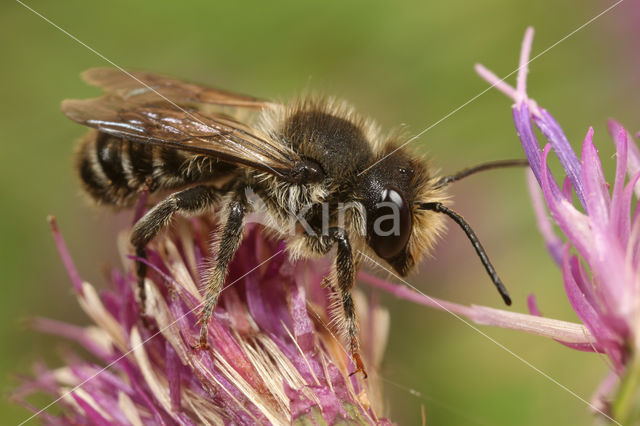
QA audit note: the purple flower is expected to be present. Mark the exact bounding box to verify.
[477,27,640,420]
[14,216,391,424]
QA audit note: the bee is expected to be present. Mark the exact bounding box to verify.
[62,68,525,378]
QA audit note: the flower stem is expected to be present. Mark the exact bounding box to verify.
[613,355,640,424]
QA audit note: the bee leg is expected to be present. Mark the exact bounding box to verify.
[326,227,367,379]
[131,185,222,320]
[195,190,248,349]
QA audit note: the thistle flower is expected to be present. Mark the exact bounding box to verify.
[477,27,640,421]
[14,216,391,425]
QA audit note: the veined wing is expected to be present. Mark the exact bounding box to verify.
[81,68,273,108]
[62,95,301,180]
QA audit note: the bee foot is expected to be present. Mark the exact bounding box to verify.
[190,320,211,350]
[349,352,368,379]
[191,339,210,351]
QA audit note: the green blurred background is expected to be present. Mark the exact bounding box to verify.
[1,1,638,424]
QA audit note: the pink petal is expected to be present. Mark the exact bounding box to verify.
[618,172,640,244]
[562,177,573,201]
[48,216,84,295]
[561,250,621,366]
[516,27,535,104]
[30,317,112,362]
[581,127,610,225]
[609,127,628,240]
[528,293,602,352]
[540,145,591,257]
[359,272,595,345]
[289,278,315,353]
[527,294,542,316]
[609,119,640,197]
[357,271,475,318]
[527,170,563,265]
[532,109,585,207]
[562,251,601,336]
[587,227,628,315]
[470,305,596,344]
[513,103,544,184]
[629,208,640,272]
[70,392,111,426]
[166,341,182,413]
[474,63,518,100]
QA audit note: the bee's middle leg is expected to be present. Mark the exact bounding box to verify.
[130,185,222,318]
[195,189,248,349]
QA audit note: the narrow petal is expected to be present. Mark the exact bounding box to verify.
[358,272,596,345]
[609,119,640,197]
[617,172,640,245]
[527,294,542,316]
[581,127,610,225]
[48,216,84,295]
[629,206,640,277]
[513,103,544,182]
[570,255,601,318]
[474,63,518,100]
[525,297,601,353]
[540,145,592,257]
[561,250,623,369]
[475,63,541,115]
[526,170,564,264]
[532,109,586,208]
[30,317,113,362]
[70,391,112,426]
[562,177,573,201]
[562,251,603,338]
[610,127,628,229]
[470,305,596,344]
[515,27,535,104]
[166,341,182,413]
[588,228,629,316]
[289,278,315,353]
[357,271,476,318]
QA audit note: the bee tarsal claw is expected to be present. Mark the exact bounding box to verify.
[190,320,211,351]
[349,353,368,379]
[191,340,210,351]
[191,332,210,351]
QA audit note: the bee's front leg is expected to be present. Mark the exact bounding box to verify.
[195,189,248,349]
[326,227,367,379]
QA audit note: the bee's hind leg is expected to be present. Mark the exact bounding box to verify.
[130,185,223,321]
[195,188,249,349]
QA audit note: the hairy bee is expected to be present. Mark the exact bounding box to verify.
[63,68,523,377]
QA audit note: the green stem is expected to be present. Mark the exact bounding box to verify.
[613,355,640,424]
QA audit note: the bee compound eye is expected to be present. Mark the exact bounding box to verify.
[370,187,412,259]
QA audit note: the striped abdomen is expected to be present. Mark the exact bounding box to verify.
[75,130,236,206]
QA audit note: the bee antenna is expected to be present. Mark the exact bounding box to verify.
[418,202,512,305]
[435,159,529,189]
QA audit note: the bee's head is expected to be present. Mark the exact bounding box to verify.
[358,146,447,276]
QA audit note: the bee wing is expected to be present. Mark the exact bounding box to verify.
[81,68,273,108]
[62,95,301,180]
